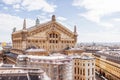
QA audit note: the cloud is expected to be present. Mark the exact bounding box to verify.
[78,32,120,42]
[3,7,8,10]
[57,16,67,21]
[0,13,34,42]
[2,0,57,13]
[2,0,21,4]
[113,18,120,22]
[0,13,68,42]
[73,0,120,28]
[13,4,20,9]
[22,0,56,12]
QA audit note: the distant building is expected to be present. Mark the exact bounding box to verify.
[11,15,77,55]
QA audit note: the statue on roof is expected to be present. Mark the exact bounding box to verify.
[36,18,40,25]
[23,19,26,30]
[12,27,16,32]
[52,15,56,21]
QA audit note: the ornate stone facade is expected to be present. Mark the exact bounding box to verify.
[11,15,77,55]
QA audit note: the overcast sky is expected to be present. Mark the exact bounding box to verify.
[1,0,120,43]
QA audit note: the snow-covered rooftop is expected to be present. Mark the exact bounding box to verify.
[70,54,94,60]
[69,47,82,50]
[26,48,46,52]
[28,55,66,60]
[17,53,70,60]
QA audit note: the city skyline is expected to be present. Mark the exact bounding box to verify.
[1,0,120,42]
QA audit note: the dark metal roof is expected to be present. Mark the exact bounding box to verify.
[5,53,18,59]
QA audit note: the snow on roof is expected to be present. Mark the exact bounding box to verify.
[70,54,94,60]
[19,55,27,57]
[50,53,66,56]
[28,55,66,60]
[69,48,82,50]
[0,46,2,50]
[17,53,68,60]
[26,48,46,52]
[69,54,81,59]
[0,69,26,74]
[43,72,51,80]
[80,55,94,60]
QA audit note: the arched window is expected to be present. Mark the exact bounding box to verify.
[53,33,55,38]
[49,33,58,38]
[49,32,59,45]
[56,34,58,38]
[50,34,52,38]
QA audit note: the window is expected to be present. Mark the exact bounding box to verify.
[53,33,55,38]
[83,69,85,75]
[36,40,38,43]
[78,68,79,74]
[49,33,59,44]
[49,33,58,38]
[92,68,94,75]
[56,34,58,38]
[43,41,45,43]
[80,69,82,74]
[56,40,58,43]
[75,67,76,74]
[75,76,76,79]
[88,69,90,76]
[50,34,52,38]
[53,40,55,43]
[83,63,85,66]
[88,63,89,66]
[75,62,76,65]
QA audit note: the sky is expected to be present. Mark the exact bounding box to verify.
[0,0,120,43]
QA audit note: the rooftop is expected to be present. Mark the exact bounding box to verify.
[93,51,120,64]
[25,48,46,52]
[17,53,72,65]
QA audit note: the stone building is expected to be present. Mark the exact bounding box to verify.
[72,54,95,80]
[93,51,120,80]
[17,53,72,80]
[16,52,95,80]
[11,15,77,55]
[0,64,44,80]
[10,15,96,80]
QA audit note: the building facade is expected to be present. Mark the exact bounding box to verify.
[0,64,44,80]
[17,53,72,80]
[93,52,120,80]
[72,55,95,80]
[11,15,77,55]
[10,15,97,80]
[16,52,95,80]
